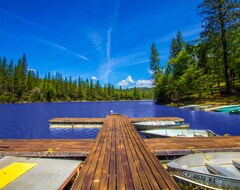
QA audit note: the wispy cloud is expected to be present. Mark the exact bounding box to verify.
[101,28,113,82]
[32,37,90,61]
[107,28,112,62]
[110,52,147,68]
[158,25,202,43]
[99,51,147,83]
[98,0,122,83]
[182,27,202,38]
[0,29,89,61]
[0,8,49,31]
[113,0,121,23]
[89,32,103,51]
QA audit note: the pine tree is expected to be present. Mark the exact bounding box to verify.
[169,31,184,58]
[198,0,239,95]
[149,43,160,85]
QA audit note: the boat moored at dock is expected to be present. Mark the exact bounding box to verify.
[167,152,240,189]
[141,129,218,138]
[215,105,240,114]
[180,105,201,110]
[133,120,189,131]
[204,105,239,112]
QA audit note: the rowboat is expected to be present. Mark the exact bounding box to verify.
[132,120,189,131]
[167,152,240,189]
[180,105,201,110]
[141,129,218,138]
[229,107,240,114]
[215,105,240,114]
[205,105,239,112]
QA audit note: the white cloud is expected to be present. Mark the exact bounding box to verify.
[28,68,37,73]
[136,80,153,88]
[91,76,97,80]
[117,76,135,87]
[148,68,153,75]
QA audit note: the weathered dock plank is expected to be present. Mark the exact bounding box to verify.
[49,118,104,128]
[0,139,94,157]
[49,118,104,124]
[1,136,240,158]
[72,114,179,190]
[129,117,184,123]
[145,136,240,156]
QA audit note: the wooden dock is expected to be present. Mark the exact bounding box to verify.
[145,136,240,156]
[1,137,240,158]
[1,115,240,189]
[129,117,184,123]
[49,118,105,124]
[0,139,94,157]
[72,114,179,190]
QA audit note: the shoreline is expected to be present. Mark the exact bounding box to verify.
[167,97,240,107]
[0,99,154,105]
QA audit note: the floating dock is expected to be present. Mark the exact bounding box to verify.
[49,118,104,128]
[1,137,240,158]
[1,114,240,189]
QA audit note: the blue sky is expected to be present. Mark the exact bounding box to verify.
[0,0,202,88]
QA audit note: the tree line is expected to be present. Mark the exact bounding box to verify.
[0,54,153,103]
[150,0,240,103]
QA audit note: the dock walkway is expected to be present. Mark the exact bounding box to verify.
[1,137,240,158]
[72,114,179,190]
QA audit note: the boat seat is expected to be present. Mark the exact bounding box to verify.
[177,134,186,137]
[194,135,204,137]
[233,160,240,170]
[206,162,240,178]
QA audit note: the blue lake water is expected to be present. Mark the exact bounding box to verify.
[0,101,239,139]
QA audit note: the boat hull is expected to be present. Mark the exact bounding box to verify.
[168,166,240,189]
[133,124,189,131]
[172,174,219,190]
[167,152,240,189]
[141,129,217,138]
[215,106,240,113]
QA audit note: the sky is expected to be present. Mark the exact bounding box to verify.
[0,0,202,88]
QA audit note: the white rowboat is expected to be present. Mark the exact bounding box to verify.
[167,152,240,189]
[133,121,189,131]
[141,129,218,138]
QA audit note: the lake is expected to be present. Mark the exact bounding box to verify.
[0,101,239,139]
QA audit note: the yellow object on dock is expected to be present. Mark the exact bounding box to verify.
[0,162,37,189]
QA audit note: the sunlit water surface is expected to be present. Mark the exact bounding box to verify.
[0,101,239,139]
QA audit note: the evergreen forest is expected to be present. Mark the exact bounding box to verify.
[150,0,240,104]
[0,54,153,103]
